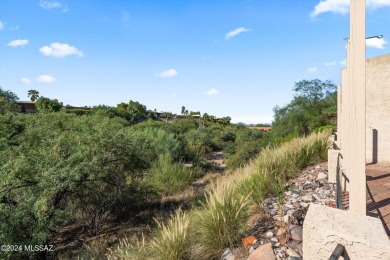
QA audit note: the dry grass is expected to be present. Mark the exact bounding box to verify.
[106,130,331,260]
[195,181,251,259]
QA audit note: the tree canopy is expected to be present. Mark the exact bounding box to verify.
[271,79,337,138]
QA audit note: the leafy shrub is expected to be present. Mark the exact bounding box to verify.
[145,154,199,196]
[170,118,198,135]
[136,127,182,160]
[0,113,159,258]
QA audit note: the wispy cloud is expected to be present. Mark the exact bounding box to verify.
[205,88,220,96]
[20,77,32,84]
[308,67,318,73]
[7,39,29,47]
[40,43,83,58]
[0,21,4,31]
[324,61,337,66]
[122,11,130,27]
[157,69,178,78]
[225,27,251,40]
[40,0,68,12]
[366,37,387,49]
[311,0,390,17]
[36,75,56,83]
[340,59,346,66]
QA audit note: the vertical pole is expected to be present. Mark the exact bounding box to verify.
[349,0,366,214]
[341,67,350,192]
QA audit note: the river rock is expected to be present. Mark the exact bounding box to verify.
[247,243,275,260]
[288,225,303,241]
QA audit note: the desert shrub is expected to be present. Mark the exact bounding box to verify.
[196,181,250,259]
[183,129,213,162]
[170,118,198,135]
[136,127,182,160]
[314,124,336,134]
[237,130,331,205]
[0,113,159,258]
[145,154,198,196]
[107,234,150,260]
[225,140,264,169]
[150,209,191,260]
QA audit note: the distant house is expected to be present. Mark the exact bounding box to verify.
[16,101,36,113]
[247,126,272,132]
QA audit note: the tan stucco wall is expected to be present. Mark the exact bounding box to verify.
[303,204,390,260]
[366,54,390,163]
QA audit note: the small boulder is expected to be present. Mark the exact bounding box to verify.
[247,243,275,260]
[265,231,274,238]
[220,248,234,260]
[288,225,303,242]
[287,247,301,258]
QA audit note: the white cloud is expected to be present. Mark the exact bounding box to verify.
[311,0,349,17]
[205,88,220,96]
[36,75,56,83]
[7,39,29,47]
[231,115,273,124]
[340,59,346,66]
[40,0,68,12]
[20,77,32,84]
[157,69,178,78]
[225,27,251,40]
[311,0,390,17]
[324,61,337,66]
[308,67,318,73]
[40,42,83,58]
[366,37,387,49]
[0,21,4,30]
[368,0,390,9]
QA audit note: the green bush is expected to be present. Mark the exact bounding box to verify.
[0,113,159,258]
[136,127,182,160]
[144,154,198,196]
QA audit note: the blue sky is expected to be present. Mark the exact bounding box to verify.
[1,0,389,124]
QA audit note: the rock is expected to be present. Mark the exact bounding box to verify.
[220,248,234,260]
[265,231,274,238]
[283,214,289,223]
[301,194,313,202]
[287,247,301,258]
[242,235,257,250]
[247,243,275,260]
[316,172,328,180]
[287,257,302,260]
[295,242,303,256]
[288,225,303,241]
[271,237,278,242]
[274,242,280,247]
[300,202,309,208]
[249,246,255,254]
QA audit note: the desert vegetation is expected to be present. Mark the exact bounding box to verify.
[0,79,336,259]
